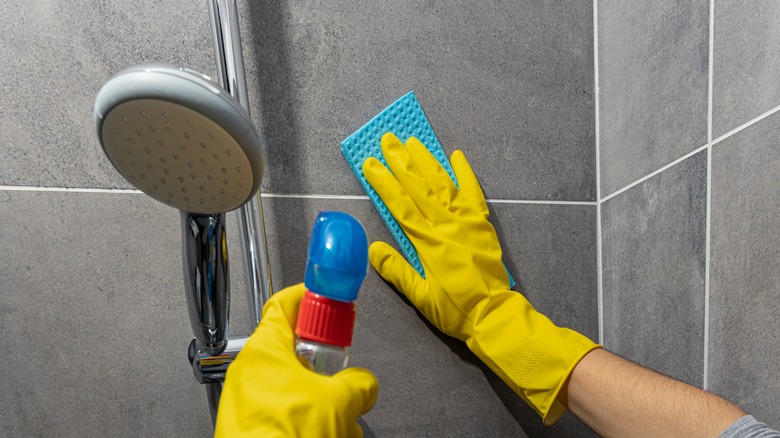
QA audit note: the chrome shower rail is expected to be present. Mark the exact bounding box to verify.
[186,0,274,426]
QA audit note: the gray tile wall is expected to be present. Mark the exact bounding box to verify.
[599,0,780,429]
[709,111,780,427]
[1,0,597,437]
[3,0,779,435]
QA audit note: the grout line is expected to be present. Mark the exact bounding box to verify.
[260,193,369,201]
[707,0,714,146]
[0,186,595,206]
[600,143,710,204]
[484,199,596,206]
[594,0,604,345]
[0,185,142,194]
[703,0,715,391]
[711,102,780,146]
[599,103,780,208]
[704,145,713,390]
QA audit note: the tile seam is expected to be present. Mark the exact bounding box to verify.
[703,0,715,391]
[600,101,780,206]
[594,0,604,345]
[0,186,597,206]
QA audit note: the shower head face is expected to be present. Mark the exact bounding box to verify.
[94,65,264,214]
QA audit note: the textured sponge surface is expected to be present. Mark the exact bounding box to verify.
[341,91,450,277]
[341,91,514,287]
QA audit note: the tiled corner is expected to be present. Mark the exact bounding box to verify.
[598,0,709,197]
[601,150,707,387]
[0,0,215,188]
[242,1,595,201]
[712,0,780,139]
[709,112,780,427]
[0,191,212,436]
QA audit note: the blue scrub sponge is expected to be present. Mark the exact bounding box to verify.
[341,91,515,287]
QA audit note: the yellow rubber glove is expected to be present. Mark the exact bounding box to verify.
[215,284,379,437]
[362,133,600,425]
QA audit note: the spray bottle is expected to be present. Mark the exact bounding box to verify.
[294,211,368,375]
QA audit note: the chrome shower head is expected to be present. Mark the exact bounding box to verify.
[94,64,264,214]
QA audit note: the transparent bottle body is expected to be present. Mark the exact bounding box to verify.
[294,337,349,376]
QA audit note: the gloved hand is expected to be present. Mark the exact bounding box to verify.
[362,133,600,425]
[215,283,379,437]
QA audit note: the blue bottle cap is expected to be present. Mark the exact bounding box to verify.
[304,211,368,302]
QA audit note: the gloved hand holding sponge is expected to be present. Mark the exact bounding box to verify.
[362,133,601,424]
[216,131,600,435]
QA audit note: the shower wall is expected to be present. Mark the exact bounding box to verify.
[599,0,780,429]
[0,1,776,437]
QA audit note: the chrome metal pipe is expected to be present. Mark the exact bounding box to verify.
[181,212,231,357]
[191,0,274,424]
[209,0,273,325]
[189,336,249,384]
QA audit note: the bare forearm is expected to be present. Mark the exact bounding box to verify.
[563,348,745,437]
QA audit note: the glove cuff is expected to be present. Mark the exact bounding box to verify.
[466,290,601,425]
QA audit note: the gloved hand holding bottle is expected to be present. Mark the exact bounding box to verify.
[362,132,601,425]
[214,284,379,437]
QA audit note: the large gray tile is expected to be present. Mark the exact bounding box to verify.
[243,1,595,201]
[0,0,215,188]
[709,112,780,427]
[259,197,598,436]
[598,0,709,197]
[712,1,780,138]
[602,150,707,387]
[0,191,212,436]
